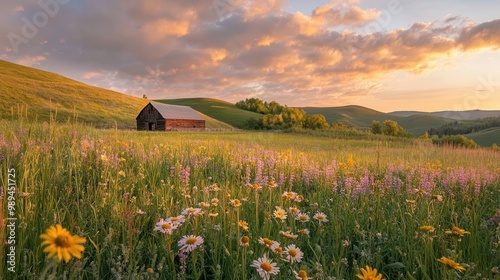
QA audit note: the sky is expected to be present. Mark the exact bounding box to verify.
[1,0,499,112]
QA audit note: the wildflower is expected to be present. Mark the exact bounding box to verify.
[272,246,283,255]
[420,225,435,233]
[289,207,300,216]
[293,270,311,280]
[279,230,298,240]
[136,209,145,215]
[406,199,416,205]
[251,254,280,280]
[313,212,328,223]
[178,235,204,253]
[356,265,385,280]
[299,228,310,235]
[268,181,277,188]
[251,183,262,191]
[182,207,204,217]
[432,194,443,201]
[209,213,219,218]
[40,224,86,263]
[273,206,287,221]
[199,202,210,208]
[239,220,249,231]
[240,236,250,247]
[118,170,125,177]
[342,239,350,248]
[414,189,426,196]
[445,226,470,237]
[154,219,177,235]
[437,257,465,272]
[100,154,108,162]
[296,213,310,223]
[211,198,219,206]
[230,199,242,207]
[283,244,303,263]
[282,191,297,201]
[294,195,304,202]
[167,215,186,226]
[258,237,280,251]
[209,184,220,191]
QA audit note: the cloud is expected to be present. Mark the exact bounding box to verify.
[0,0,499,106]
[82,72,102,79]
[15,55,46,66]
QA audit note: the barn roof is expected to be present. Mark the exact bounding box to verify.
[149,103,205,121]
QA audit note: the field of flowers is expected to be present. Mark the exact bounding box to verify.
[0,120,499,279]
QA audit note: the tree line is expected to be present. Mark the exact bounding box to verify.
[427,117,500,136]
[236,98,330,130]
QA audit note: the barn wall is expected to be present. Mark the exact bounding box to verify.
[166,119,205,130]
[136,103,165,131]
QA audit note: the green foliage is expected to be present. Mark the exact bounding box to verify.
[431,134,478,148]
[428,117,500,136]
[371,120,382,134]
[304,114,329,130]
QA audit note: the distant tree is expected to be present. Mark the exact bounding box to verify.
[332,122,349,130]
[262,114,284,129]
[304,114,330,130]
[143,94,148,99]
[419,132,430,140]
[371,120,382,134]
[383,120,399,136]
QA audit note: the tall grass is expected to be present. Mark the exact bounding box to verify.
[0,120,499,279]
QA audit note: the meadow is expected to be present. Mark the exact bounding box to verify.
[0,120,499,279]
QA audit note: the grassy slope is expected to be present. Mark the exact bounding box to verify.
[466,127,500,147]
[0,60,149,128]
[0,60,233,129]
[156,98,263,128]
[397,114,455,137]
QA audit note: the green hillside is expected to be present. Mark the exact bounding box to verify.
[303,105,397,128]
[0,60,149,128]
[156,98,263,128]
[303,106,457,136]
[463,127,500,147]
[397,114,455,136]
[0,60,233,129]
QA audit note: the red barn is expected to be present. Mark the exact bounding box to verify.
[136,102,205,131]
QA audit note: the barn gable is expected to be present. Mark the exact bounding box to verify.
[136,102,205,131]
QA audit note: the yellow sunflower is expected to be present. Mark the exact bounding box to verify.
[40,224,86,263]
[356,265,385,280]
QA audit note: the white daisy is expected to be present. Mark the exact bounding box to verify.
[313,212,328,223]
[167,215,186,226]
[182,207,204,217]
[296,213,310,223]
[273,206,287,221]
[251,254,280,280]
[178,235,204,252]
[279,230,298,240]
[283,244,303,263]
[153,219,177,235]
[258,237,280,251]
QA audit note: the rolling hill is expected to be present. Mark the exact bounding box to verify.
[390,110,500,120]
[0,60,232,129]
[466,127,500,146]
[303,106,455,136]
[156,98,263,128]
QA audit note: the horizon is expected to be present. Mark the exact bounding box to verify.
[1,0,499,112]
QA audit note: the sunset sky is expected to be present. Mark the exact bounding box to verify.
[1,0,499,112]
